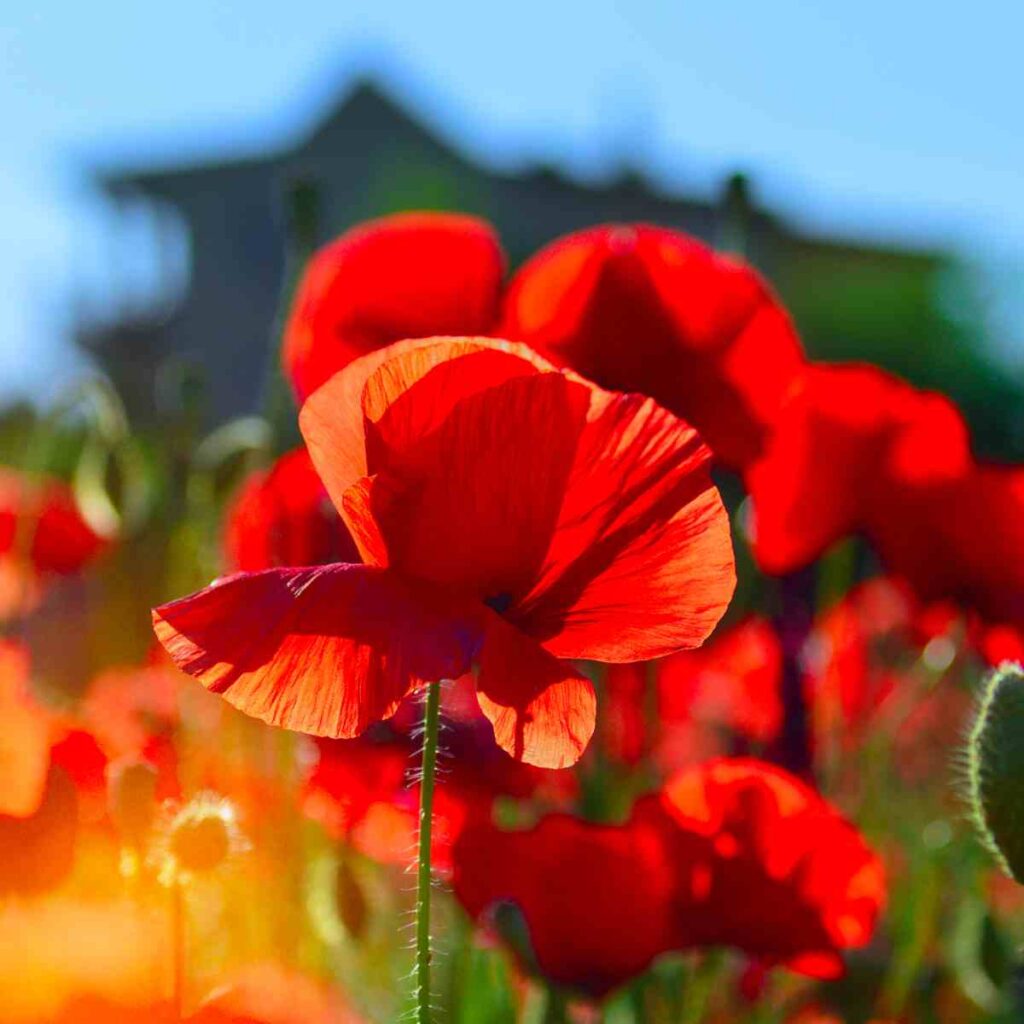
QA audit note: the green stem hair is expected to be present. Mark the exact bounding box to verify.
[967,661,1024,882]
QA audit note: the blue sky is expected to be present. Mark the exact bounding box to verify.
[1,0,1021,402]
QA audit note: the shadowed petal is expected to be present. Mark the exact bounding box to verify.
[364,362,589,598]
[223,447,359,571]
[299,337,552,517]
[475,614,596,769]
[501,224,804,469]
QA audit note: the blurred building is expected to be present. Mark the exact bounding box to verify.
[78,77,1022,455]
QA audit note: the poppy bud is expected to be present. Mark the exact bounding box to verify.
[107,757,159,849]
[335,857,368,939]
[968,662,1024,881]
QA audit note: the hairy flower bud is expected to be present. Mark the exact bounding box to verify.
[107,757,159,849]
[967,662,1024,881]
[335,857,368,939]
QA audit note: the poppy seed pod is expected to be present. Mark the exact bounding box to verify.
[967,662,1024,882]
[155,792,247,882]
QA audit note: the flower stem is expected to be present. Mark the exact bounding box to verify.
[415,680,442,1022]
[172,877,186,1022]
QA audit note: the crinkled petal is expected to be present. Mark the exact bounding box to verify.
[513,388,735,660]
[299,337,552,517]
[152,565,482,738]
[475,614,595,769]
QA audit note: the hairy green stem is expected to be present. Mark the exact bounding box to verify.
[415,680,442,1022]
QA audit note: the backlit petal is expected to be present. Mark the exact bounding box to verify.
[475,615,596,769]
[152,565,482,738]
[514,388,735,660]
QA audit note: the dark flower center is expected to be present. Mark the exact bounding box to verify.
[484,592,513,615]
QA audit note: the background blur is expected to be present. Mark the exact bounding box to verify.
[2,1,1022,453]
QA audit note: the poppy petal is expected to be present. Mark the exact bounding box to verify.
[661,758,885,971]
[501,224,804,469]
[152,565,482,738]
[337,476,389,567]
[475,615,596,769]
[451,800,679,996]
[299,337,552,518]
[361,354,589,598]
[514,388,735,660]
[282,212,504,401]
[223,447,359,571]
[748,363,973,575]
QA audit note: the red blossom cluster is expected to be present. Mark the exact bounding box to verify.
[147,211,911,1003]
[8,207,1014,1018]
[155,336,736,768]
[276,212,1024,637]
[453,758,884,997]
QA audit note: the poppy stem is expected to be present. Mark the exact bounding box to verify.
[415,679,442,1023]
[171,876,186,1022]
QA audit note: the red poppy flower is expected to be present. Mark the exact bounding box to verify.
[282,214,803,469]
[801,578,915,745]
[282,212,505,401]
[0,468,109,617]
[501,224,805,469]
[746,363,971,575]
[223,446,359,570]
[453,759,882,995]
[662,758,885,978]
[0,468,109,575]
[452,798,680,996]
[748,362,1024,626]
[0,639,52,817]
[603,619,783,771]
[303,740,471,873]
[912,462,1024,627]
[154,338,735,767]
[658,616,784,746]
[301,730,412,846]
